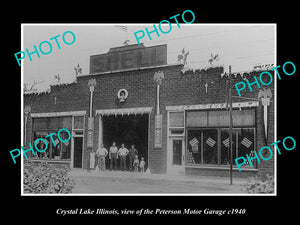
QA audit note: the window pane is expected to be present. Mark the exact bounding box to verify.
[51,133,60,159]
[208,109,255,127]
[186,109,255,128]
[170,128,184,135]
[50,132,71,160]
[32,132,46,159]
[32,118,48,130]
[187,130,201,164]
[221,129,237,165]
[203,129,218,164]
[232,109,255,127]
[31,131,71,160]
[221,128,255,168]
[208,111,229,127]
[33,116,72,130]
[186,111,207,127]
[237,128,255,167]
[169,112,184,127]
[61,131,71,159]
[187,129,218,165]
[74,116,84,129]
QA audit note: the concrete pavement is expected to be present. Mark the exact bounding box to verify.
[68,169,248,194]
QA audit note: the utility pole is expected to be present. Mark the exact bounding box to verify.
[228,65,233,185]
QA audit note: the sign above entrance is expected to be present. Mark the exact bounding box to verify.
[90,44,167,74]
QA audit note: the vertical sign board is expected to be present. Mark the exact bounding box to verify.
[87,131,93,148]
[87,117,94,148]
[154,114,162,148]
[88,117,94,130]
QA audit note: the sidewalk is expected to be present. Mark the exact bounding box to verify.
[69,169,248,194]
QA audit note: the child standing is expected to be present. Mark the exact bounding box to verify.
[133,155,139,173]
[139,157,145,173]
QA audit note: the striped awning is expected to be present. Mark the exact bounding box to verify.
[95,107,153,116]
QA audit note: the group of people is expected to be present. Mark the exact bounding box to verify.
[90,142,145,173]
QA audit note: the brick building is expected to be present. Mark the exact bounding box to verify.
[23,43,275,178]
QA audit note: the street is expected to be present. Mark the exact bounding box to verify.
[69,169,247,194]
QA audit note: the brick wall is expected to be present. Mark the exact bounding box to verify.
[24,64,275,177]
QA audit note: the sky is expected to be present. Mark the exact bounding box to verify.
[22,24,275,92]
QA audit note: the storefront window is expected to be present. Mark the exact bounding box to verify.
[187,129,218,165]
[31,116,72,160]
[187,128,255,167]
[33,131,49,159]
[186,108,256,168]
[32,131,71,160]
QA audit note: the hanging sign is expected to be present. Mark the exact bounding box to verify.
[154,114,162,148]
[87,117,94,147]
[88,117,94,130]
[87,130,93,148]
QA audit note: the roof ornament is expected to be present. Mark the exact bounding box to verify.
[208,53,219,65]
[54,74,60,83]
[177,48,189,65]
[123,40,130,46]
[74,64,82,76]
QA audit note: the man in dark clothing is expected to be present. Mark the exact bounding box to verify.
[129,144,138,171]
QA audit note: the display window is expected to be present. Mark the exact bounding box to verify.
[186,109,257,168]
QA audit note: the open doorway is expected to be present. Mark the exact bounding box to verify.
[102,114,149,171]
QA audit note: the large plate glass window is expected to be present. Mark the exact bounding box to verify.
[31,116,72,160]
[186,108,256,168]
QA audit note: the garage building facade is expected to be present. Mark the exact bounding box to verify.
[23,43,275,178]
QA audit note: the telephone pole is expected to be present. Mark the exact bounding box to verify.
[228,65,233,185]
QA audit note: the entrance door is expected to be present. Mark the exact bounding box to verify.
[73,137,83,168]
[102,114,149,171]
[168,138,185,174]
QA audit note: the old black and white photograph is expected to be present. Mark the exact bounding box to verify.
[21,24,276,195]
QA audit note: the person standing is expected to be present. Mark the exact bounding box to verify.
[129,144,138,171]
[109,142,118,170]
[139,157,145,173]
[96,144,108,171]
[118,144,129,171]
[133,155,139,173]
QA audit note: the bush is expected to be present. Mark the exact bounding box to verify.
[23,161,75,194]
[242,174,274,194]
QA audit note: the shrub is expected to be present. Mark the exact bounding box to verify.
[23,161,75,194]
[242,174,274,194]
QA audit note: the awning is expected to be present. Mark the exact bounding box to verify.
[31,110,86,118]
[166,101,259,111]
[95,107,153,116]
